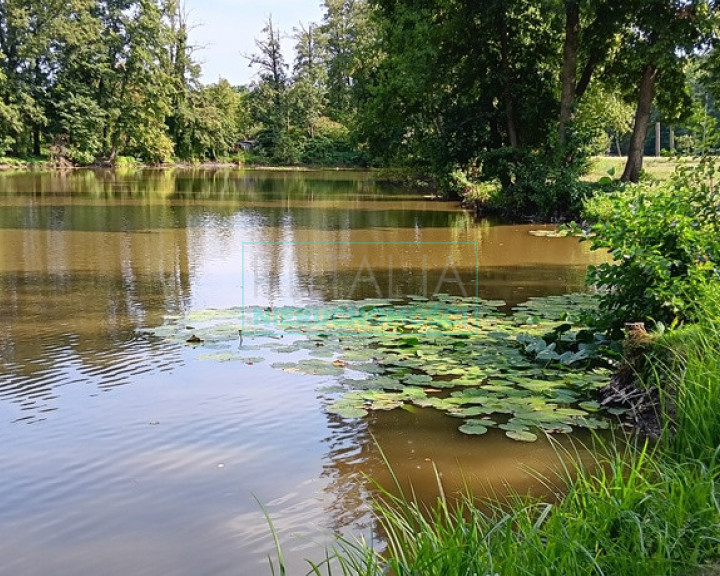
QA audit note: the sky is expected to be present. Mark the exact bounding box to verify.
[183,0,325,86]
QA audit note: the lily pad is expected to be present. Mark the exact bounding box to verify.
[143,293,618,442]
[271,359,345,376]
[327,404,368,419]
[459,420,490,435]
[505,429,538,442]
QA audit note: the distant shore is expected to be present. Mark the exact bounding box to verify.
[0,156,373,173]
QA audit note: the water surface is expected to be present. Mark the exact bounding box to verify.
[0,168,606,575]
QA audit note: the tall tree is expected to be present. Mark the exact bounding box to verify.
[292,23,327,138]
[321,0,372,122]
[620,0,717,182]
[247,16,295,160]
[164,0,200,160]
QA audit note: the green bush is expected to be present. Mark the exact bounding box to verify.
[114,155,139,168]
[583,159,720,334]
[478,146,592,218]
[301,135,366,166]
[68,148,96,166]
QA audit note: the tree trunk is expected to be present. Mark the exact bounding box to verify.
[622,64,658,183]
[669,125,675,153]
[576,51,600,101]
[559,1,580,147]
[33,126,41,157]
[655,122,661,156]
[499,3,519,147]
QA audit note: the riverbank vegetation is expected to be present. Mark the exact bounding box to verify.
[259,158,720,574]
[293,284,720,576]
[2,1,719,216]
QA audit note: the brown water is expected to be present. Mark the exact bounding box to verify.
[0,168,606,575]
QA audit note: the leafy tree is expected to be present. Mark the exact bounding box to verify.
[247,15,293,161]
[292,23,327,139]
[575,86,634,156]
[321,0,373,123]
[0,55,22,154]
[185,80,246,159]
[356,0,569,210]
[164,0,201,160]
[0,0,74,156]
[617,0,717,182]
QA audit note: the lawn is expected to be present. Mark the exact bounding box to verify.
[584,156,701,182]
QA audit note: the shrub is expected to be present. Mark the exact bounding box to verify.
[439,168,501,204]
[478,146,592,218]
[583,159,720,334]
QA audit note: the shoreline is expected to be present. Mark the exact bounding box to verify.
[0,158,375,173]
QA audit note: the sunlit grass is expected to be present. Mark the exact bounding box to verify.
[584,156,702,182]
[270,441,720,575]
[654,287,720,465]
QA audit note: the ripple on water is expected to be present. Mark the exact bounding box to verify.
[0,335,183,421]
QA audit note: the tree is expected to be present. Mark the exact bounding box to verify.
[184,80,245,159]
[292,23,327,138]
[163,0,202,160]
[0,0,74,156]
[575,86,634,156]
[0,63,21,153]
[619,0,717,182]
[247,15,292,160]
[557,1,634,151]
[357,0,563,191]
[321,0,373,122]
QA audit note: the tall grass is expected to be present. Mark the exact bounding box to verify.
[654,286,720,464]
[270,288,720,575]
[357,442,720,576]
[271,442,720,575]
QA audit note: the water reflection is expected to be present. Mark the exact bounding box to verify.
[0,168,607,575]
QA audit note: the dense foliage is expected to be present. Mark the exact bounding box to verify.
[0,0,719,214]
[0,0,248,163]
[351,0,719,213]
[583,160,720,333]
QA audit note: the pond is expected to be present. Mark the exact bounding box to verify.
[0,168,607,575]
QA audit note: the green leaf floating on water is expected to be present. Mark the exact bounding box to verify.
[327,401,368,419]
[197,352,265,363]
[271,359,346,376]
[143,294,617,442]
[403,374,434,386]
[459,420,490,435]
[505,429,539,442]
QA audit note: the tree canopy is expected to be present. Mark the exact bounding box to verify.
[0,0,718,215]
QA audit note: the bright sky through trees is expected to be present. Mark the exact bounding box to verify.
[184,0,324,85]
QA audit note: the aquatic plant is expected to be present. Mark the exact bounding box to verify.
[261,262,720,576]
[143,294,622,442]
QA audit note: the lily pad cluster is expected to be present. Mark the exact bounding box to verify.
[142,294,618,442]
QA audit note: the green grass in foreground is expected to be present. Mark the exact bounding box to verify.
[271,286,720,575]
[287,445,720,576]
